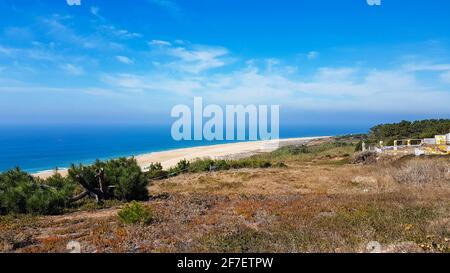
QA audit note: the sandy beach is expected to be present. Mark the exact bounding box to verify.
[34,137,330,179]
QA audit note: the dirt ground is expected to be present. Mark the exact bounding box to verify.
[1,144,449,253]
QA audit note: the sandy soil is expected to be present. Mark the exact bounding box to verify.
[33,137,329,179]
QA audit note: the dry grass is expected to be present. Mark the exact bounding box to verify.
[388,158,450,185]
[1,139,450,253]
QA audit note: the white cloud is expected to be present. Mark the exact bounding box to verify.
[209,67,450,112]
[102,74,144,89]
[3,26,450,116]
[116,56,134,65]
[0,84,124,99]
[441,71,450,84]
[66,0,81,6]
[403,63,450,72]
[0,45,58,61]
[266,58,280,72]
[307,51,320,60]
[101,73,201,95]
[42,17,93,48]
[0,46,13,56]
[60,64,84,75]
[0,44,99,77]
[149,41,230,74]
[90,6,100,17]
[42,16,125,50]
[100,25,142,39]
[100,60,450,114]
[115,30,142,39]
[315,67,358,82]
[404,62,450,85]
[167,46,228,73]
[4,27,34,41]
[149,40,172,46]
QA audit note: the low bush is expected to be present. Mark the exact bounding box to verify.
[0,169,76,215]
[1,158,150,216]
[158,156,274,180]
[272,142,352,158]
[272,145,310,156]
[146,163,169,180]
[117,201,154,225]
[188,158,216,173]
[68,158,149,201]
[228,158,272,169]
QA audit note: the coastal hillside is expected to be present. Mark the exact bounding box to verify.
[367,119,450,145]
[1,135,449,253]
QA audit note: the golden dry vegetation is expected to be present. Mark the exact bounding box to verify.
[1,138,449,253]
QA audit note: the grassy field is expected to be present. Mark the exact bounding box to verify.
[1,137,449,253]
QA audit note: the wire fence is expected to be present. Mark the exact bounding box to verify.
[146,167,190,182]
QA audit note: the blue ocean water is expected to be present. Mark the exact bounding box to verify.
[0,124,368,173]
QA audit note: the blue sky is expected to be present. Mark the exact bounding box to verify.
[1,0,450,126]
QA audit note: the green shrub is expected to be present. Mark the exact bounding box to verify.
[0,169,75,215]
[43,173,77,199]
[273,145,310,156]
[175,159,190,173]
[117,201,154,225]
[165,159,191,177]
[214,160,232,171]
[270,142,351,158]
[105,158,148,201]
[170,157,273,176]
[0,158,150,216]
[68,158,149,201]
[186,158,235,173]
[228,157,272,169]
[146,163,168,180]
[188,158,215,173]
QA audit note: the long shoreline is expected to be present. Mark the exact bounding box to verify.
[33,136,330,179]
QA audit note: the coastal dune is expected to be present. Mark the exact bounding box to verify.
[34,137,329,179]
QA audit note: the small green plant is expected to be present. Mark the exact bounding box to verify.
[188,158,216,173]
[146,163,168,180]
[175,159,190,173]
[117,201,154,225]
